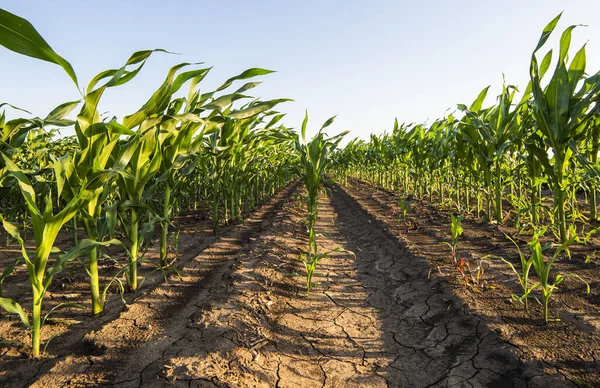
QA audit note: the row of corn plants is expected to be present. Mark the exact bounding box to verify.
[331,13,599,323]
[333,13,600,242]
[294,112,348,292]
[0,9,300,356]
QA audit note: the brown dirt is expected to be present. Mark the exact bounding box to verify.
[1,179,598,387]
[341,178,600,387]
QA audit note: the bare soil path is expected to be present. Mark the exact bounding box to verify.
[3,181,592,387]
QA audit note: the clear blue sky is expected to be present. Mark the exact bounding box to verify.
[1,1,599,140]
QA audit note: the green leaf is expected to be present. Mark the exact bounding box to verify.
[0,102,31,115]
[0,297,30,328]
[533,12,562,54]
[265,113,285,129]
[568,44,586,93]
[0,152,40,217]
[44,238,126,290]
[203,94,251,110]
[216,68,275,92]
[86,49,172,94]
[45,100,80,121]
[0,258,20,297]
[123,63,190,129]
[321,115,337,130]
[234,81,262,94]
[227,99,292,120]
[539,49,553,79]
[0,9,78,86]
[558,25,576,65]
[301,110,309,143]
[469,86,490,113]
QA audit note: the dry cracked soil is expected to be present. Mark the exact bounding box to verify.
[1,180,599,387]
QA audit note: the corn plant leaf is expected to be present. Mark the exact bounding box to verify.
[533,12,562,53]
[520,50,554,104]
[0,9,78,86]
[0,257,20,297]
[234,81,262,94]
[171,68,210,95]
[204,94,251,110]
[265,113,285,129]
[0,102,31,115]
[87,49,172,94]
[0,216,34,279]
[0,297,30,328]
[300,111,309,143]
[43,238,126,290]
[0,152,40,218]
[216,68,275,92]
[228,99,292,120]
[321,115,337,131]
[469,86,490,113]
[568,44,586,94]
[45,100,80,121]
[123,64,207,129]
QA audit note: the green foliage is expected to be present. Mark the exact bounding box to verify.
[492,234,538,311]
[295,112,348,291]
[441,214,463,264]
[0,9,78,85]
[529,228,590,323]
[0,7,299,356]
[529,13,600,242]
[397,197,410,223]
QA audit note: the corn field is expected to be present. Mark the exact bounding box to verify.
[1,7,600,388]
[333,13,600,245]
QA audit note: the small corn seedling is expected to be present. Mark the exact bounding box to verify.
[490,234,538,311]
[441,214,463,265]
[529,228,590,323]
[397,197,410,224]
[302,247,347,292]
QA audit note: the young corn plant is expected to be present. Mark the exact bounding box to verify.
[112,60,215,290]
[492,234,538,311]
[0,154,111,357]
[397,197,410,224]
[528,227,590,323]
[59,49,171,315]
[295,112,348,292]
[0,6,150,317]
[160,67,280,250]
[441,214,463,265]
[458,79,521,223]
[149,74,210,267]
[52,119,127,316]
[0,8,91,355]
[114,128,161,291]
[529,13,600,242]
